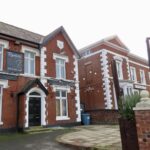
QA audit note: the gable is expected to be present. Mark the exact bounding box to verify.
[106,36,129,50]
[41,26,80,58]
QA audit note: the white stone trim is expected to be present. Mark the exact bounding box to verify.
[52,85,71,93]
[25,87,46,128]
[0,39,9,49]
[56,116,70,121]
[126,58,130,80]
[80,48,149,69]
[100,49,113,109]
[40,47,47,88]
[73,55,81,122]
[129,60,149,69]
[21,45,40,56]
[0,80,9,88]
[53,53,69,62]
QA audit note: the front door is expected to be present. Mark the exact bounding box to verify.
[29,97,41,126]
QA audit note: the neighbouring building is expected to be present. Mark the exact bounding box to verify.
[78,36,150,123]
[0,22,81,132]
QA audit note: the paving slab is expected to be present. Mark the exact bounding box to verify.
[57,125,122,150]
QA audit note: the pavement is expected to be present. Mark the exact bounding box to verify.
[0,129,75,150]
[57,125,122,150]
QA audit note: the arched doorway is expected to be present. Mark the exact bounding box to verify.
[25,87,47,128]
[29,92,41,126]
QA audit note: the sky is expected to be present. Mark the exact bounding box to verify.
[0,0,150,59]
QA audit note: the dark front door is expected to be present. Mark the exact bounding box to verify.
[29,97,41,126]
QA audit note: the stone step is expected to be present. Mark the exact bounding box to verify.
[24,126,52,134]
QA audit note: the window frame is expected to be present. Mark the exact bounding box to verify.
[140,70,146,85]
[0,44,4,71]
[130,66,137,82]
[115,60,123,80]
[56,90,69,120]
[0,86,3,124]
[24,50,35,75]
[56,58,66,79]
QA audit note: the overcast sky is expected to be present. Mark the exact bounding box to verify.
[0,0,150,59]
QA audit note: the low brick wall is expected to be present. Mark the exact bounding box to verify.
[85,109,120,124]
[134,110,150,150]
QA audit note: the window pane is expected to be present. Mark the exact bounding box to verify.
[56,99,61,116]
[56,63,60,78]
[56,91,60,97]
[62,99,67,116]
[30,52,34,59]
[61,66,65,78]
[0,46,2,53]
[24,58,28,73]
[0,56,1,68]
[25,51,29,57]
[62,91,66,97]
[30,59,34,74]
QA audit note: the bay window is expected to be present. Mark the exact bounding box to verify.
[24,51,35,75]
[56,90,68,120]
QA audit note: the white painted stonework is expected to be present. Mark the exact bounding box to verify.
[73,55,81,122]
[40,47,47,88]
[100,50,113,109]
[25,87,47,128]
[57,40,64,50]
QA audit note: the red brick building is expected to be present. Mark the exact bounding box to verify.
[78,36,150,122]
[0,22,81,132]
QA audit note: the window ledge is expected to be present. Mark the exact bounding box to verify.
[0,122,3,125]
[56,117,70,121]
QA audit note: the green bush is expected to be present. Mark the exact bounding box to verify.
[118,93,140,120]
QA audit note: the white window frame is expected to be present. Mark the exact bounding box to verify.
[130,66,137,82]
[116,60,123,80]
[53,53,69,79]
[56,90,69,120]
[140,70,146,85]
[56,58,66,79]
[24,50,35,75]
[0,45,4,71]
[0,86,3,125]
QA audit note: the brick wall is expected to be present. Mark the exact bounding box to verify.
[85,109,120,124]
[134,110,150,150]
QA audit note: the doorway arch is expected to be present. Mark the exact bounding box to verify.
[25,87,46,128]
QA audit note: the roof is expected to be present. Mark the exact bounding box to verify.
[0,21,80,57]
[0,22,44,44]
[79,35,129,54]
[18,78,48,95]
[41,26,80,58]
